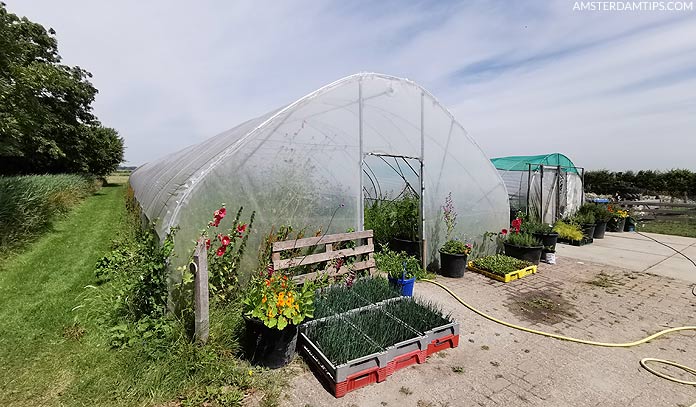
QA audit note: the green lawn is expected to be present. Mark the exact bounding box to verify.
[0,182,131,406]
[638,219,696,238]
[0,180,286,406]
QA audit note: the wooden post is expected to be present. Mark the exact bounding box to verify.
[191,238,209,344]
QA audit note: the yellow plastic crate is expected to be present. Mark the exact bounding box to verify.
[467,261,537,283]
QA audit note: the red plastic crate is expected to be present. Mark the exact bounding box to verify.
[332,365,390,398]
[387,348,428,375]
[426,334,459,356]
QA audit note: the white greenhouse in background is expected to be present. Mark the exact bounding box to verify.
[491,153,584,224]
[130,73,509,276]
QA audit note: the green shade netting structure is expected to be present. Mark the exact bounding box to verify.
[491,153,579,174]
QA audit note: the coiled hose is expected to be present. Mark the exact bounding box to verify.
[422,278,696,405]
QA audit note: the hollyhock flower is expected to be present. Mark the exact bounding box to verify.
[267,264,274,277]
[216,246,226,257]
[237,224,247,234]
[205,239,211,250]
[501,229,508,235]
[212,217,221,227]
[511,218,522,233]
[221,235,231,247]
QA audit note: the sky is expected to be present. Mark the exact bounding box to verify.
[8,0,696,170]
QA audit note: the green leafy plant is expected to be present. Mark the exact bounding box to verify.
[304,318,382,365]
[592,204,613,222]
[471,254,533,276]
[503,232,541,248]
[313,284,369,319]
[553,220,584,240]
[382,298,451,333]
[346,308,416,348]
[350,276,401,303]
[364,192,419,247]
[439,239,472,255]
[374,248,424,280]
[574,205,597,225]
[520,220,554,235]
[442,192,457,241]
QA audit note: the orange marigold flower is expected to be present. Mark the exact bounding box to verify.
[262,296,267,303]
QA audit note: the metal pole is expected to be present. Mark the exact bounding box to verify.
[358,79,364,231]
[557,165,561,221]
[419,91,426,269]
[526,163,532,218]
[581,167,585,205]
[540,165,544,222]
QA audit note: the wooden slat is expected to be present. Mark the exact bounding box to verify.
[273,244,374,270]
[291,259,376,284]
[272,230,373,251]
[619,201,696,208]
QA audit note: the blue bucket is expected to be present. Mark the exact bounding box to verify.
[388,276,416,297]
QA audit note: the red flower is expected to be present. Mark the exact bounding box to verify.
[212,217,221,227]
[221,235,231,247]
[267,263,274,277]
[501,229,508,235]
[216,246,226,257]
[211,207,226,227]
[237,224,247,234]
[511,218,522,233]
[205,239,211,250]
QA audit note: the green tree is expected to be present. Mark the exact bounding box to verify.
[0,2,123,176]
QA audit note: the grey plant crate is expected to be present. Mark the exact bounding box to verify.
[299,319,389,383]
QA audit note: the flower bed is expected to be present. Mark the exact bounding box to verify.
[467,254,537,283]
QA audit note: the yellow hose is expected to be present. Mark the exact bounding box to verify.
[422,278,696,398]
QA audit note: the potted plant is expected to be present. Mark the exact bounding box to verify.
[387,192,420,258]
[501,218,543,265]
[438,192,472,277]
[242,267,315,368]
[374,248,421,296]
[607,206,628,232]
[571,211,596,240]
[521,220,558,256]
[439,240,472,277]
[553,220,585,245]
[468,254,536,282]
[591,204,612,239]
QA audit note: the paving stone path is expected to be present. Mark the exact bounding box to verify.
[282,257,696,407]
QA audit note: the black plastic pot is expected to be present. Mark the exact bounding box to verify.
[624,217,636,232]
[389,237,420,258]
[243,317,298,369]
[607,217,626,232]
[593,221,607,239]
[581,224,596,240]
[532,232,558,254]
[503,242,543,265]
[439,251,468,278]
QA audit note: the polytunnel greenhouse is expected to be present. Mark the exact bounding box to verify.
[491,153,584,223]
[129,73,509,278]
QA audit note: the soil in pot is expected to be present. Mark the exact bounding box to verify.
[244,317,298,369]
[593,221,607,239]
[439,251,467,278]
[389,237,420,258]
[504,242,543,265]
[532,232,558,253]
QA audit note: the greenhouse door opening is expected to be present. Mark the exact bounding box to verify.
[362,153,424,260]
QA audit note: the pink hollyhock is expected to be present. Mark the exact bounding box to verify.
[237,224,247,234]
[511,218,522,233]
[501,229,508,235]
[221,235,231,247]
[216,246,226,257]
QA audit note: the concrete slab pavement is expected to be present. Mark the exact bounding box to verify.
[556,231,696,283]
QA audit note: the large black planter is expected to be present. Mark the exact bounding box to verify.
[624,217,636,232]
[581,224,596,240]
[389,237,420,258]
[593,222,607,239]
[244,317,298,369]
[607,217,626,232]
[439,251,468,278]
[532,232,558,254]
[503,242,543,265]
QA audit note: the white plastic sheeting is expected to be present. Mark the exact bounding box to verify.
[130,73,509,272]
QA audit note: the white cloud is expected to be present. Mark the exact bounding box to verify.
[8,0,696,170]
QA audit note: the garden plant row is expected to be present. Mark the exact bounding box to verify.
[301,279,459,397]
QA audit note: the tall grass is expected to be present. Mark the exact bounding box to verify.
[0,174,97,251]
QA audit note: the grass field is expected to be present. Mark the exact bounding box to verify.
[638,219,696,238]
[0,177,286,406]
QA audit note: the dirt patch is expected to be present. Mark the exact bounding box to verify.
[506,290,577,324]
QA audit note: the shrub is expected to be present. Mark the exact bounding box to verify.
[504,232,541,247]
[553,220,584,241]
[0,174,96,251]
[439,239,472,255]
[521,220,553,234]
[591,204,613,222]
[471,254,533,276]
[570,211,595,225]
